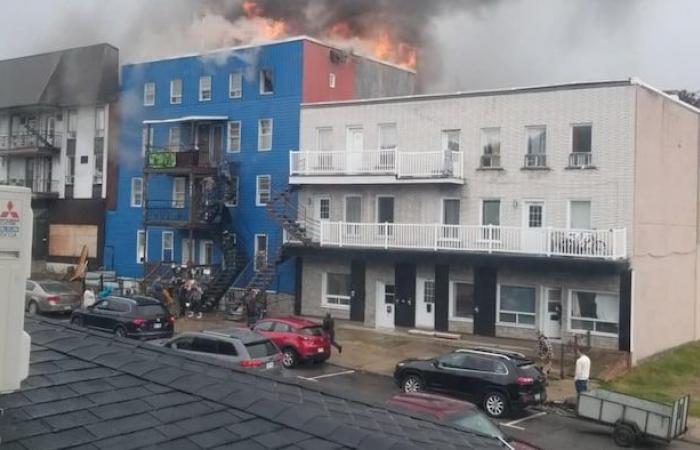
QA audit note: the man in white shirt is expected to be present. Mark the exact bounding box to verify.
[82,287,96,309]
[575,347,591,393]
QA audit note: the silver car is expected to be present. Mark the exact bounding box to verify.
[25,280,82,315]
[151,328,282,371]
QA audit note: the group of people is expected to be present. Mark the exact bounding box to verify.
[243,288,268,326]
[536,330,591,394]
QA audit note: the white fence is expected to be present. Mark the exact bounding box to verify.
[290,150,463,180]
[309,222,627,260]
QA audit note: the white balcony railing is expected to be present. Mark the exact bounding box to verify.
[569,152,593,168]
[290,150,463,180]
[0,178,61,194]
[301,222,627,260]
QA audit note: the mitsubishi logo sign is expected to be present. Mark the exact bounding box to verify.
[0,201,20,219]
[0,200,20,237]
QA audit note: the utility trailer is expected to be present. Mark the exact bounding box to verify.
[577,389,690,447]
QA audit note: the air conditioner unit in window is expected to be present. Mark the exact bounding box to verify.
[67,131,76,139]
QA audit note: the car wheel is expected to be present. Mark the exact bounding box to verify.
[71,316,83,327]
[114,326,127,338]
[27,301,39,316]
[483,391,509,418]
[402,374,424,393]
[282,348,298,368]
[613,423,638,447]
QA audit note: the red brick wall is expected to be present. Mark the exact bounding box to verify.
[302,41,355,103]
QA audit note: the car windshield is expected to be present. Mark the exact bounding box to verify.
[449,411,505,439]
[245,340,278,358]
[136,304,168,316]
[299,326,324,337]
[38,282,74,294]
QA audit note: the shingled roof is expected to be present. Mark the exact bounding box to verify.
[0,318,503,450]
[0,43,119,110]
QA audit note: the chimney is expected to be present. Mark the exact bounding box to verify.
[0,186,32,394]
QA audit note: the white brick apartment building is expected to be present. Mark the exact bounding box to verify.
[283,79,700,363]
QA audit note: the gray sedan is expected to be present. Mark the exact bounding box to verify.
[25,280,81,315]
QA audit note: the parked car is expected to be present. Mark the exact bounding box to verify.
[252,316,331,368]
[385,392,538,449]
[70,295,174,339]
[393,348,547,418]
[151,329,281,371]
[25,280,81,315]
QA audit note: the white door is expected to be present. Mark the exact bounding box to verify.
[346,127,364,173]
[375,281,395,329]
[544,288,563,338]
[522,201,545,252]
[182,238,194,265]
[314,196,331,240]
[415,278,435,329]
[254,234,268,271]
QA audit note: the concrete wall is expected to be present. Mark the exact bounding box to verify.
[300,254,352,321]
[631,86,700,362]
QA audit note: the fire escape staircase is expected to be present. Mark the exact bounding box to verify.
[24,124,58,149]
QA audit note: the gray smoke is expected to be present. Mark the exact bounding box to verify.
[0,0,698,92]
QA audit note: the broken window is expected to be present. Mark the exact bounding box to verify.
[260,69,274,94]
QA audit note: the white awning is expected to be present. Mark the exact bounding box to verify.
[143,115,228,125]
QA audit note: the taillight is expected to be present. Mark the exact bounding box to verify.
[47,296,59,305]
[132,317,146,327]
[516,376,535,386]
[168,315,176,324]
[240,359,263,368]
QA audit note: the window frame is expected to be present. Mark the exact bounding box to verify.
[142,126,153,156]
[571,123,593,154]
[168,126,181,151]
[161,231,174,262]
[257,118,273,151]
[496,284,537,328]
[567,199,592,230]
[256,175,271,207]
[136,230,147,264]
[441,129,461,153]
[259,69,274,95]
[224,176,239,207]
[329,72,336,89]
[130,177,143,208]
[227,121,241,153]
[199,240,214,266]
[322,272,352,310]
[229,71,242,99]
[254,234,268,272]
[450,280,475,322]
[316,127,333,152]
[199,75,212,102]
[568,289,620,336]
[172,177,187,209]
[479,127,501,168]
[143,82,155,106]
[170,79,182,105]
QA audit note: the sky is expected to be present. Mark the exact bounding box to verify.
[0,0,698,93]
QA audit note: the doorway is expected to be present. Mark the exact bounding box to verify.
[544,288,563,339]
[350,260,366,322]
[375,281,395,329]
[346,127,364,172]
[522,201,545,252]
[415,278,435,329]
[211,125,224,164]
[196,124,211,166]
[376,196,394,237]
[473,267,497,336]
[394,263,416,327]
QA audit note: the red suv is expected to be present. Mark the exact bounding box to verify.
[252,317,330,368]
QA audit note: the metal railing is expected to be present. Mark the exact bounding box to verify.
[307,222,626,260]
[524,154,547,168]
[0,133,62,151]
[480,154,501,168]
[569,152,593,168]
[1,178,60,194]
[145,145,216,170]
[144,199,192,223]
[289,150,463,180]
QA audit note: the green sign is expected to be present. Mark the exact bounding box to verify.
[148,152,176,169]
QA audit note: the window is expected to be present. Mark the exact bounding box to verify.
[162,231,174,262]
[182,238,193,265]
[172,177,186,208]
[136,230,147,264]
[499,286,536,326]
[453,282,474,319]
[480,128,501,168]
[142,126,153,156]
[171,336,194,350]
[170,79,182,104]
[525,126,546,167]
[254,234,267,271]
[442,129,460,152]
[318,198,330,220]
[199,76,212,101]
[67,110,78,137]
[316,127,333,152]
[442,198,460,239]
[571,291,619,334]
[329,73,336,88]
[258,118,273,151]
[481,200,500,240]
[200,240,214,265]
[229,72,242,98]
[569,200,591,229]
[218,341,239,356]
[256,175,271,206]
[144,82,155,106]
[344,195,362,234]
[527,203,544,228]
[570,124,593,167]
[260,69,274,94]
[424,280,435,304]
[324,273,351,307]
[253,321,274,332]
[131,177,143,207]
[224,176,239,207]
[94,107,105,138]
[66,139,76,184]
[94,107,105,184]
[384,284,396,304]
[193,338,219,354]
[169,127,181,151]
[378,123,398,150]
[227,121,241,153]
[273,322,292,332]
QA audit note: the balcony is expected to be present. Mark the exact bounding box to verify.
[0,133,62,156]
[296,222,626,260]
[0,178,60,197]
[479,154,501,169]
[568,152,594,169]
[523,154,547,169]
[289,150,464,185]
[144,146,218,175]
[144,199,219,230]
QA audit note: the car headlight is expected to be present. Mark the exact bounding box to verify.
[396,362,405,367]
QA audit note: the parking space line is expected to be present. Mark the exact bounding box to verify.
[297,370,356,382]
[502,411,547,430]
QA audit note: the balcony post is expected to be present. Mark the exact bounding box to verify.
[546,227,552,256]
[338,223,343,248]
[384,223,389,249]
[319,221,324,245]
[488,225,493,253]
[434,224,439,251]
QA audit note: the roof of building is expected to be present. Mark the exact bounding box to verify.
[0,318,502,449]
[301,77,700,115]
[0,43,119,110]
[124,35,416,74]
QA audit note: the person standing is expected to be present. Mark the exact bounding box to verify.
[536,331,553,378]
[255,289,267,321]
[322,312,342,354]
[575,347,591,393]
[82,287,96,308]
[245,289,258,328]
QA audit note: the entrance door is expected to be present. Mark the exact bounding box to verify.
[350,260,365,322]
[473,267,497,336]
[25,158,34,189]
[346,127,364,173]
[415,278,435,329]
[377,196,394,237]
[32,208,49,259]
[394,263,416,327]
[254,234,267,271]
[197,124,211,166]
[375,281,395,329]
[211,125,224,165]
[544,288,563,339]
[522,201,545,252]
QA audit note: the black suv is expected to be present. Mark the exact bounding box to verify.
[394,348,546,418]
[71,296,175,340]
